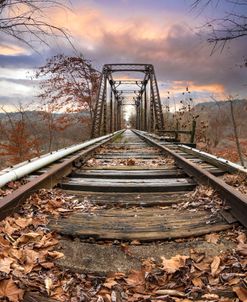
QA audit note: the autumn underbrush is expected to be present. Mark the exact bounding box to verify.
[197,139,247,165]
[0,188,247,301]
[223,173,247,195]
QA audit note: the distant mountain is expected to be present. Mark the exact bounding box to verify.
[194,98,247,110]
[0,110,90,122]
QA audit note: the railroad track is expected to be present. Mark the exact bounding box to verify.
[0,129,246,301]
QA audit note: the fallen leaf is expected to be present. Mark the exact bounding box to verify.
[205,233,220,244]
[47,251,64,259]
[237,243,247,256]
[192,277,204,288]
[14,217,33,229]
[125,270,145,287]
[233,286,247,302]
[3,221,17,235]
[211,256,221,277]
[237,232,246,244]
[16,232,42,245]
[0,257,14,274]
[193,262,210,271]
[201,293,219,300]
[0,236,10,247]
[103,278,118,289]
[155,289,186,297]
[0,278,24,302]
[24,249,41,273]
[40,262,55,269]
[161,255,189,274]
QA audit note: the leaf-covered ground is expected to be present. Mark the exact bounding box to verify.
[0,184,246,301]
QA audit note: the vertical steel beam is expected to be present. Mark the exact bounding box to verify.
[110,90,113,133]
[144,87,147,131]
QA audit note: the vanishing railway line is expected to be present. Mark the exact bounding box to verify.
[0,129,247,301]
[1,64,247,301]
[1,129,246,230]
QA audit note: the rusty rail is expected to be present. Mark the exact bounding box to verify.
[134,130,247,228]
[0,131,124,220]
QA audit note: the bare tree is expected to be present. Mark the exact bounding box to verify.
[228,96,245,166]
[0,0,72,50]
[192,0,247,55]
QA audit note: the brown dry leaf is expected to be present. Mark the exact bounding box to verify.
[0,236,10,247]
[0,257,14,274]
[3,221,17,235]
[233,286,247,302]
[192,277,204,288]
[161,255,189,274]
[237,232,247,244]
[40,262,55,269]
[24,249,41,273]
[0,278,24,302]
[193,261,210,271]
[205,233,220,244]
[16,232,42,245]
[155,289,186,297]
[211,256,221,277]
[14,217,33,229]
[201,293,219,300]
[45,277,53,296]
[47,251,64,259]
[125,270,145,287]
[228,277,241,285]
[237,243,247,256]
[35,234,59,248]
[9,249,23,261]
[103,278,118,289]
[51,285,66,300]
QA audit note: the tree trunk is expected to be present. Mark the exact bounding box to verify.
[229,100,245,167]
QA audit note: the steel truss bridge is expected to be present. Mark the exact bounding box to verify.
[91,64,164,137]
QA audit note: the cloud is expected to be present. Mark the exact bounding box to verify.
[0,54,43,69]
[0,0,246,109]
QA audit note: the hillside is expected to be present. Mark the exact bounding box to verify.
[0,111,91,169]
[193,99,247,163]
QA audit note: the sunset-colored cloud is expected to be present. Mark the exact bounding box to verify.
[0,0,246,109]
[0,44,26,56]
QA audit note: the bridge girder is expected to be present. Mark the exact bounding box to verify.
[91,63,164,137]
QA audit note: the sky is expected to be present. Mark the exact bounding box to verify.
[0,0,246,111]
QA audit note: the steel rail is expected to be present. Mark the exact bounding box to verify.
[133,130,247,228]
[177,144,247,174]
[0,131,123,220]
[0,132,122,189]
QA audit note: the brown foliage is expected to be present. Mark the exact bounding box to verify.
[0,108,41,165]
[36,54,101,122]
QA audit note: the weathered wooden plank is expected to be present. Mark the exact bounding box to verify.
[56,238,236,274]
[94,154,160,159]
[62,191,188,206]
[71,169,186,179]
[60,177,196,192]
[49,208,231,241]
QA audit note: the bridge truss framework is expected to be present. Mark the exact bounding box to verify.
[91,64,164,137]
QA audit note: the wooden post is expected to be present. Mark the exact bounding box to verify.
[175,120,179,141]
[190,119,196,143]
